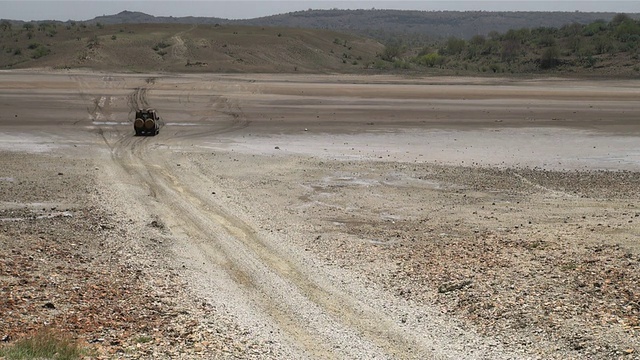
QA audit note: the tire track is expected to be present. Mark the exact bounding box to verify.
[72,74,154,126]
[170,95,252,141]
[127,87,150,112]
[103,130,436,359]
[105,128,336,358]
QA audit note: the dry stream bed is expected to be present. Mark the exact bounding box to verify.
[0,71,639,359]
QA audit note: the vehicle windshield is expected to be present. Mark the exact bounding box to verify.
[138,112,151,120]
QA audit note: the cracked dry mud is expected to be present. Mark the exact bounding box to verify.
[0,71,639,359]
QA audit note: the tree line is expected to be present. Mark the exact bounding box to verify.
[377,13,640,74]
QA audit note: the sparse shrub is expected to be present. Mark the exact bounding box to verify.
[537,34,556,47]
[152,41,170,51]
[1,20,12,32]
[28,43,39,50]
[470,35,486,46]
[381,41,402,61]
[373,59,390,70]
[581,55,597,68]
[583,20,607,36]
[157,50,167,56]
[31,46,51,59]
[352,60,358,65]
[277,33,282,37]
[610,13,632,27]
[618,40,638,53]
[87,35,99,48]
[501,39,520,62]
[111,35,117,40]
[441,37,466,56]
[96,22,103,29]
[540,46,560,69]
[13,48,21,55]
[593,35,613,54]
[136,336,152,344]
[614,20,640,42]
[393,59,410,69]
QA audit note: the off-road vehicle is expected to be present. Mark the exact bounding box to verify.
[134,108,162,136]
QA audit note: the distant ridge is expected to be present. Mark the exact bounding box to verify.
[4,9,638,40]
[89,10,227,25]
[87,9,640,40]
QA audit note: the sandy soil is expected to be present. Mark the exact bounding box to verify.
[1,70,639,359]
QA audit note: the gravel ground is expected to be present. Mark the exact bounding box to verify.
[1,71,639,359]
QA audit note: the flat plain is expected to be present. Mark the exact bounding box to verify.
[1,71,639,359]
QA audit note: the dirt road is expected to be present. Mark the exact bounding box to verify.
[1,71,639,359]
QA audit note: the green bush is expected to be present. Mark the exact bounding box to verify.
[540,46,560,69]
[31,46,51,59]
[583,21,607,36]
[441,37,466,55]
[393,59,410,69]
[614,20,640,42]
[381,42,402,61]
[415,53,443,67]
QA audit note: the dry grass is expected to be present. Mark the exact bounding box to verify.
[0,23,383,73]
[0,329,84,360]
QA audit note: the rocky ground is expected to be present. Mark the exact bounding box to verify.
[182,151,640,359]
[0,152,283,358]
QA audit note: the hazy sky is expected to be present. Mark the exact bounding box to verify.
[3,1,640,21]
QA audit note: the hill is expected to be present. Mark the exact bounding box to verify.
[1,13,639,77]
[238,9,639,42]
[0,22,383,73]
[5,10,638,43]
